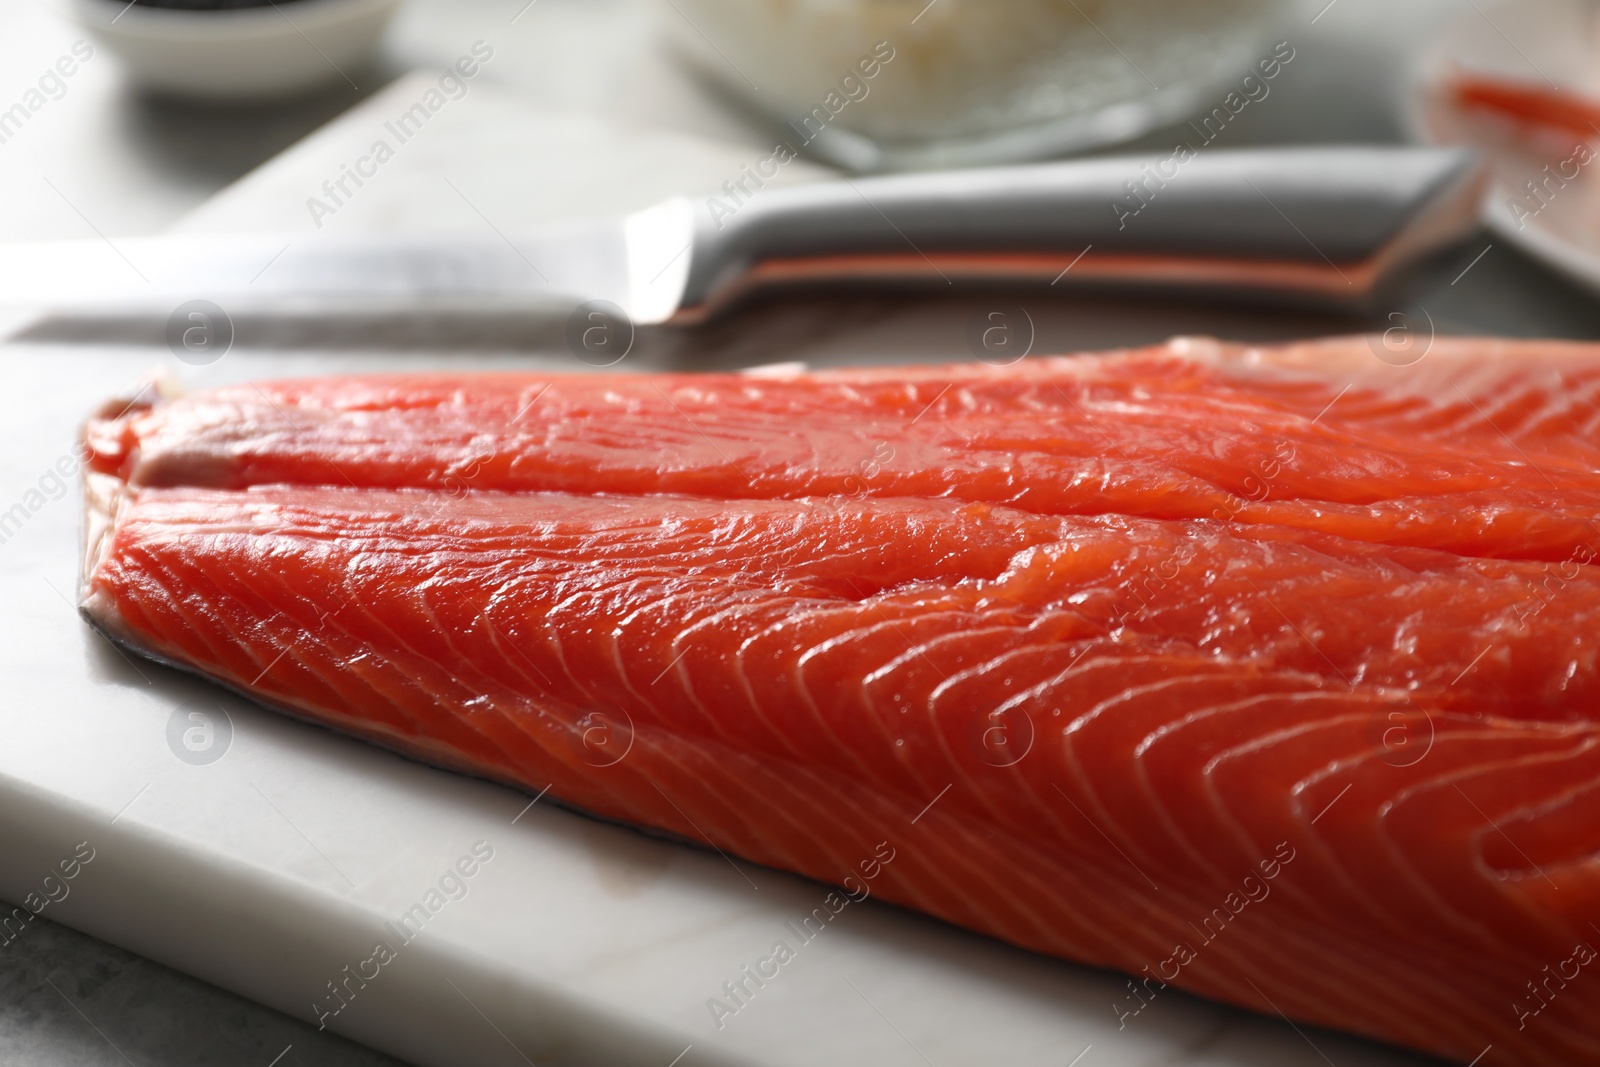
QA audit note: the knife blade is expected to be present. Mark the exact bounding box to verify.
[0,146,1484,326]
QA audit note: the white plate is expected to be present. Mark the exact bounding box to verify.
[1407,0,1600,293]
[69,0,398,101]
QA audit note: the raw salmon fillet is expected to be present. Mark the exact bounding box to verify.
[80,336,1600,1065]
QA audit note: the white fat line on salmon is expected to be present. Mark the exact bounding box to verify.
[1110,40,1297,231]
[243,595,349,686]
[305,42,495,230]
[1452,784,1559,893]
[860,597,948,680]
[1513,939,1599,1032]
[706,841,896,1030]
[651,648,691,686]
[1053,783,1159,892]
[1114,841,1296,1030]
[482,618,553,687]
[311,840,495,1031]
[0,841,96,951]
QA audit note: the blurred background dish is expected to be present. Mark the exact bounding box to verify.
[69,0,399,101]
[1408,0,1600,294]
[660,0,1295,169]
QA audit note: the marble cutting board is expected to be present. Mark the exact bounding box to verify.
[0,73,1442,1067]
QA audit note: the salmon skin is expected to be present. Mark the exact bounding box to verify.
[81,336,1600,1065]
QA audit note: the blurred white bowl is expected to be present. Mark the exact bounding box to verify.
[70,0,399,101]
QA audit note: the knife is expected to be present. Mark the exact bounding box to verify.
[0,147,1484,326]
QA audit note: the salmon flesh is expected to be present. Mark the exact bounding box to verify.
[80,337,1600,1064]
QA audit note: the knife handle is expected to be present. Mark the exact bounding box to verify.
[674,147,1485,319]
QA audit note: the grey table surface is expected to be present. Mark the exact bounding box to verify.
[2,0,1598,1065]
